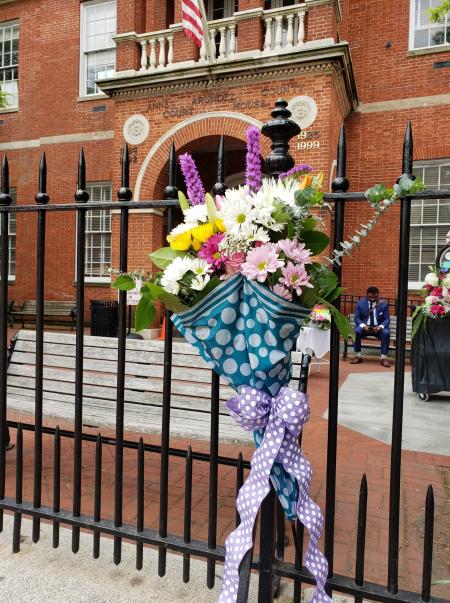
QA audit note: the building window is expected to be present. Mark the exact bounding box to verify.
[85,183,112,281]
[410,0,450,50]
[0,21,19,108]
[80,0,116,96]
[409,161,450,287]
[0,189,16,279]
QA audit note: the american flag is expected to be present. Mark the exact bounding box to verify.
[181,0,204,49]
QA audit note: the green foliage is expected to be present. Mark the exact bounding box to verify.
[149,247,188,270]
[112,274,136,291]
[411,305,429,340]
[178,190,189,210]
[0,87,8,109]
[365,183,395,205]
[135,295,157,332]
[316,296,353,341]
[429,0,450,22]
[301,230,329,255]
[294,187,324,208]
[394,176,424,198]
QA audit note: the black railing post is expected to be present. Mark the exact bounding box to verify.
[114,144,132,564]
[258,99,300,602]
[325,125,349,591]
[387,122,414,593]
[32,152,50,544]
[212,135,227,197]
[158,141,178,576]
[72,148,89,553]
[0,155,11,533]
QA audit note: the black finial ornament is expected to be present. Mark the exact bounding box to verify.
[163,142,178,200]
[118,144,133,201]
[261,99,300,177]
[74,148,89,203]
[398,121,415,182]
[331,126,349,193]
[35,153,50,204]
[0,155,11,205]
[212,135,228,197]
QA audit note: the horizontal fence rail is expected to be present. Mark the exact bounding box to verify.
[0,109,449,603]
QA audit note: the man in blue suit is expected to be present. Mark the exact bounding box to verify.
[351,286,391,367]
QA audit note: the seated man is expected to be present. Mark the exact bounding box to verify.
[351,286,391,367]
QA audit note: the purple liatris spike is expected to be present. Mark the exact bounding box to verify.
[245,126,262,192]
[179,153,206,206]
[278,164,313,180]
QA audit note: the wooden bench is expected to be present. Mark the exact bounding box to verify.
[6,330,306,444]
[11,301,76,330]
[342,314,413,359]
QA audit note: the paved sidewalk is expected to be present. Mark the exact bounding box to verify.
[2,328,450,600]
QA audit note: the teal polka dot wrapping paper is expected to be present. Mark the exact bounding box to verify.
[172,272,310,519]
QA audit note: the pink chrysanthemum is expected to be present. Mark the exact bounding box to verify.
[281,261,313,296]
[198,233,225,270]
[277,238,312,264]
[271,283,293,301]
[224,251,246,276]
[241,245,284,283]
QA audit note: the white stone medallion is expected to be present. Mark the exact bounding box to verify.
[123,114,150,145]
[288,96,318,129]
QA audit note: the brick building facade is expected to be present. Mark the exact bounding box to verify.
[0,0,449,321]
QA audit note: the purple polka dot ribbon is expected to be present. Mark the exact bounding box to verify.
[218,386,331,603]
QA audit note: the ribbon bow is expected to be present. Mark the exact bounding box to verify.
[218,386,331,603]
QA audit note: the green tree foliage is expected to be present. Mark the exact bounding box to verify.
[429,0,450,22]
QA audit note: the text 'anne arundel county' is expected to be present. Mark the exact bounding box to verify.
[147,85,300,118]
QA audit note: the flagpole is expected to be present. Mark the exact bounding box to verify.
[197,0,215,63]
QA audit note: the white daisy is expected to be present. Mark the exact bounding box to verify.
[168,222,194,237]
[191,274,211,291]
[219,186,253,233]
[189,258,211,276]
[160,256,193,294]
[183,203,208,225]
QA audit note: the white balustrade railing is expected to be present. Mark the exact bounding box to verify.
[200,18,237,62]
[130,3,307,72]
[262,5,306,53]
[139,30,174,70]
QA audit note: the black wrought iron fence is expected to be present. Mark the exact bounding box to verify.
[0,102,449,603]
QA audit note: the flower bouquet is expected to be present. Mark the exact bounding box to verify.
[113,126,376,602]
[305,304,332,330]
[412,269,450,338]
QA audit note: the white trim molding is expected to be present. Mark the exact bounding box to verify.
[134,111,263,200]
[0,130,114,151]
[356,93,450,114]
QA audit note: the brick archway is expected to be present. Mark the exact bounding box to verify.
[134,112,269,200]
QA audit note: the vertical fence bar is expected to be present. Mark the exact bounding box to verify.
[0,155,11,532]
[53,426,61,548]
[183,445,192,583]
[12,423,23,553]
[325,126,349,588]
[207,371,220,588]
[136,437,144,570]
[236,452,243,527]
[293,355,310,602]
[32,152,50,544]
[258,99,300,603]
[258,487,275,603]
[354,474,368,603]
[421,485,434,602]
[387,122,413,593]
[158,141,177,576]
[114,145,132,564]
[212,134,227,197]
[93,433,102,558]
[72,148,89,553]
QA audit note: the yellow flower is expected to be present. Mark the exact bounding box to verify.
[167,230,192,250]
[214,218,226,233]
[299,174,313,190]
[192,222,215,245]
